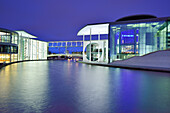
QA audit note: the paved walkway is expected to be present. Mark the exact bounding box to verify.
[78,61,170,73]
[78,50,170,73]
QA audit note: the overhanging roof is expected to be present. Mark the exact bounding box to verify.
[15,31,37,38]
[110,17,170,25]
[77,23,109,36]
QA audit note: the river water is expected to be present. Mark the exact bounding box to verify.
[0,60,170,113]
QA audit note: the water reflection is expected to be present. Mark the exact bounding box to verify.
[0,61,49,113]
[0,61,170,113]
[76,66,110,113]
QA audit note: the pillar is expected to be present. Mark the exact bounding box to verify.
[90,28,91,62]
[98,33,100,62]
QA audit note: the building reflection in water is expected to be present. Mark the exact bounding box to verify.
[0,61,49,113]
[0,61,170,113]
[76,65,110,113]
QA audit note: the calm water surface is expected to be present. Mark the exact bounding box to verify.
[0,60,170,113]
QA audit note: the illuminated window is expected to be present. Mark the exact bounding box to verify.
[0,54,10,63]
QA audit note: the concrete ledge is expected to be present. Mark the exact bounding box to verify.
[0,59,47,70]
[78,61,170,73]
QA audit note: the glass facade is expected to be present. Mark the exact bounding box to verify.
[0,29,47,63]
[0,45,18,53]
[168,21,170,48]
[0,29,18,63]
[0,54,10,63]
[11,54,18,62]
[18,36,47,61]
[109,21,169,62]
[0,32,11,43]
[0,30,18,44]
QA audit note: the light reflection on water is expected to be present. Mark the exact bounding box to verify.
[0,60,170,113]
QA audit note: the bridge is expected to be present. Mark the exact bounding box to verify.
[48,40,83,60]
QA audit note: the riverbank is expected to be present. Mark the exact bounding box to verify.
[1,50,170,73]
[78,50,170,73]
[78,61,170,73]
[0,59,47,70]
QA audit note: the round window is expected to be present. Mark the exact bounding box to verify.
[84,43,102,61]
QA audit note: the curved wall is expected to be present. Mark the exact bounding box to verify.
[0,28,47,64]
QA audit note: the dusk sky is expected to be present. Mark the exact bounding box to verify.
[0,0,170,41]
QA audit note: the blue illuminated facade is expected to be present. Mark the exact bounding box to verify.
[109,17,170,63]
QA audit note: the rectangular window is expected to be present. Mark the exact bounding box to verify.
[121,30,135,44]
[121,45,134,53]
[0,54,10,63]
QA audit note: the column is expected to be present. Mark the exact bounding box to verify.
[90,28,91,62]
[83,35,85,61]
[98,33,100,62]
[32,40,33,60]
[10,33,12,62]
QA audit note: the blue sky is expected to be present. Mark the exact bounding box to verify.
[0,0,170,41]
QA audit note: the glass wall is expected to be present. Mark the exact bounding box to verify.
[0,54,10,63]
[0,31,18,44]
[18,37,47,61]
[168,21,170,49]
[0,29,47,64]
[12,32,18,44]
[11,54,18,62]
[0,45,18,53]
[0,32,11,43]
[109,21,168,62]
[0,29,19,63]
[0,45,10,53]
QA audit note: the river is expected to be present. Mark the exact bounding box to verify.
[0,60,170,113]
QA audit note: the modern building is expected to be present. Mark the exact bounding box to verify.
[16,31,47,61]
[0,28,47,64]
[77,15,170,63]
[2,15,169,64]
[109,15,170,63]
[77,24,109,63]
[48,39,108,62]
